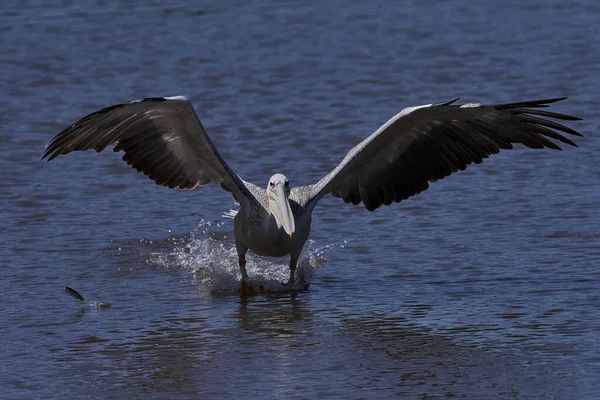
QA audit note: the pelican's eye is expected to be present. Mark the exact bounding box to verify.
[269,182,274,187]
[284,180,289,187]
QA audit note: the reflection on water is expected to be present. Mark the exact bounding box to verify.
[54,290,582,399]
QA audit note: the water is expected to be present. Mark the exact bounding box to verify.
[2,0,599,398]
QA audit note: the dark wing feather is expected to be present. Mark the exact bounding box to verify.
[42,96,254,205]
[308,98,583,211]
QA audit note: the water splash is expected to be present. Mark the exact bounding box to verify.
[144,219,331,293]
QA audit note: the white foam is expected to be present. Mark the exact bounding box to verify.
[221,209,238,219]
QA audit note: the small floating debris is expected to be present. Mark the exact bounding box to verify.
[65,286,85,301]
[65,286,111,309]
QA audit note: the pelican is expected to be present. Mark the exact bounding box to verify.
[42,96,583,285]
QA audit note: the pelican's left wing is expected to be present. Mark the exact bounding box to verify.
[43,96,254,207]
[308,97,583,211]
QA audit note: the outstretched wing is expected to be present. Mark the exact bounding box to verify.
[308,97,583,211]
[43,96,255,206]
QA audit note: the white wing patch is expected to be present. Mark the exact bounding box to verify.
[364,103,434,143]
[164,95,189,101]
[374,103,433,134]
[397,103,433,118]
[460,103,481,108]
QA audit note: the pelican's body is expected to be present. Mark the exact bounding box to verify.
[230,178,313,282]
[42,95,584,286]
[234,186,307,256]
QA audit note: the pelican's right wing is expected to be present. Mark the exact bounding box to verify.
[43,96,255,207]
[307,97,583,211]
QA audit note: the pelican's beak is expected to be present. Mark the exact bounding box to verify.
[269,184,295,238]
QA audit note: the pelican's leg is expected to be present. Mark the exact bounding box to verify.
[239,253,248,282]
[236,243,249,282]
[286,255,298,285]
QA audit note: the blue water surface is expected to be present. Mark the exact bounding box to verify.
[1,1,599,398]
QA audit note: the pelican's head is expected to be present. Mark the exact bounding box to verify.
[267,173,295,238]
